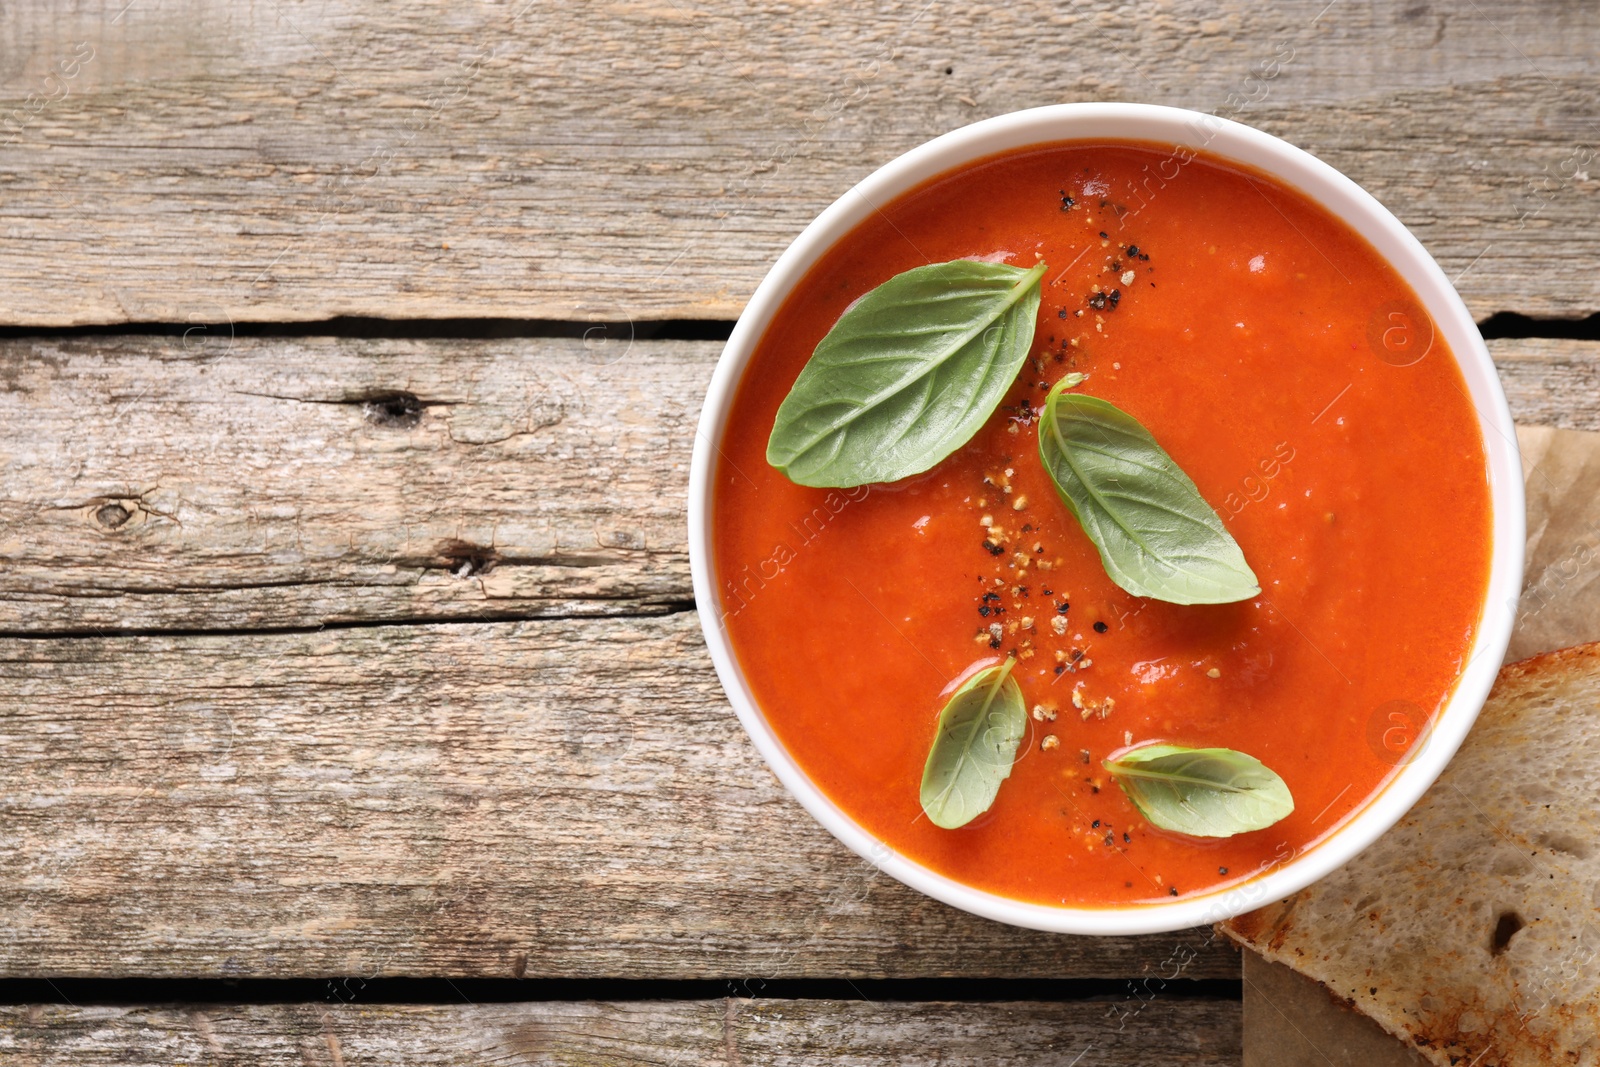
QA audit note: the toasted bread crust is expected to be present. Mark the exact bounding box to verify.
[1220,640,1600,1067]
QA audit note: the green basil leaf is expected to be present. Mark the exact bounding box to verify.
[1037,383,1260,604]
[919,657,1028,830]
[1104,744,1294,838]
[767,259,1048,487]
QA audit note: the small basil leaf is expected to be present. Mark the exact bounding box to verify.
[919,657,1028,830]
[1104,744,1294,838]
[767,259,1048,487]
[1037,383,1260,604]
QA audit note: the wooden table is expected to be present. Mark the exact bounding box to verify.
[0,2,1595,1063]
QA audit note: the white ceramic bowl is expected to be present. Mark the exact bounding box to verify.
[687,102,1524,935]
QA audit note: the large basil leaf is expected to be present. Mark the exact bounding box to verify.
[767,259,1048,487]
[1037,384,1260,604]
[1105,744,1294,838]
[919,658,1028,830]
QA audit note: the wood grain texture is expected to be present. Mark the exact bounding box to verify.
[0,0,1595,325]
[0,335,1595,634]
[0,335,702,631]
[0,997,1241,1065]
[1495,337,1600,432]
[0,611,1238,979]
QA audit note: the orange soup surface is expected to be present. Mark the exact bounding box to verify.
[713,141,1492,906]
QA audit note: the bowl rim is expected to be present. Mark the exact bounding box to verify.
[686,101,1525,935]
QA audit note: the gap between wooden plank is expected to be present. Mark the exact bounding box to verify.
[0,318,741,342]
[0,602,700,642]
[0,312,1595,341]
[0,976,1242,1006]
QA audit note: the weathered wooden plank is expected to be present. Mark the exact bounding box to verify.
[0,336,1594,633]
[0,0,1595,325]
[1494,337,1600,432]
[0,997,1241,1065]
[0,612,1239,979]
[0,336,703,631]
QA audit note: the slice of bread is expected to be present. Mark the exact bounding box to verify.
[1221,642,1600,1067]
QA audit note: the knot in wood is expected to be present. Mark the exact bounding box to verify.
[361,391,424,428]
[95,503,132,529]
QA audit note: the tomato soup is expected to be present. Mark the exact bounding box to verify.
[711,142,1492,906]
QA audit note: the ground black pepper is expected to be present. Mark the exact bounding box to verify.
[1094,621,1109,633]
